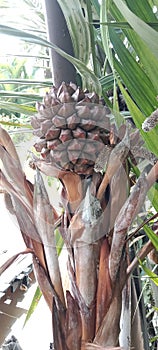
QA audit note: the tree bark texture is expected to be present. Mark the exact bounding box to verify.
[44,0,76,86]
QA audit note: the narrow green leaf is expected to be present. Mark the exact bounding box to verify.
[91,21,158,30]
[124,0,157,22]
[0,24,101,94]
[143,224,158,250]
[86,0,98,76]
[113,0,158,60]
[100,0,114,69]
[0,120,31,128]
[0,79,52,86]
[55,228,64,256]
[99,73,114,91]
[150,335,158,343]
[91,0,100,17]
[0,91,42,101]
[23,285,42,327]
[0,101,36,115]
[123,31,158,94]
[152,306,158,312]
[139,260,158,286]
[109,2,158,93]
[152,0,158,8]
[57,0,90,64]
[118,81,158,157]
[148,184,158,212]
[109,27,158,115]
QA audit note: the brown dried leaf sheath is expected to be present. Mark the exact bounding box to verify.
[33,170,65,306]
[109,173,148,284]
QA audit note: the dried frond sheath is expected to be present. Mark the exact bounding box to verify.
[0,126,21,165]
[131,279,145,350]
[142,108,158,132]
[131,146,157,165]
[94,288,122,347]
[34,256,66,318]
[97,128,130,201]
[30,157,67,178]
[33,256,54,311]
[96,239,112,332]
[33,170,65,306]
[52,298,68,350]
[69,188,109,245]
[109,166,128,233]
[0,170,34,238]
[94,145,112,173]
[0,145,33,208]
[119,279,131,349]
[65,291,82,350]
[82,344,123,350]
[68,188,107,342]
[146,160,158,188]
[67,257,90,315]
[13,197,46,270]
[67,256,96,342]
[73,240,97,342]
[4,192,15,215]
[60,172,83,213]
[109,173,148,284]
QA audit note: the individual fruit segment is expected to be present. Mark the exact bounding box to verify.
[45,127,60,140]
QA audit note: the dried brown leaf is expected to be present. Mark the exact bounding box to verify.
[33,256,54,311]
[30,156,67,178]
[75,243,97,341]
[147,160,158,188]
[119,279,131,349]
[132,145,157,164]
[82,345,123,350]
[70,239,97,341]
[131,280,145,350]
[68,185,110,342]
[65,291,82,350]
[94,288,122,347]
[60,172,83,212]
[69,187,108,245]
[109,173,148,284]
[52,298,68,350]
[67,257,89,315]
[13,196,46,270]
[33,169,65,306]
[0,249,33,275]
[97,128,130,201]
[96,239,112,332]
[0,126,21,164]
[94,145,112,173]
[109,166,128,233]
[0,145,33,207]
[0,170,33,217]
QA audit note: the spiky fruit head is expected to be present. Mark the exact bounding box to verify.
[31,82,111,176]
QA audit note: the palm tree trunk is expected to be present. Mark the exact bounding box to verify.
[43,0,76,86]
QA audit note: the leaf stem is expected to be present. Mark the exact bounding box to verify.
[86,0,98,76]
